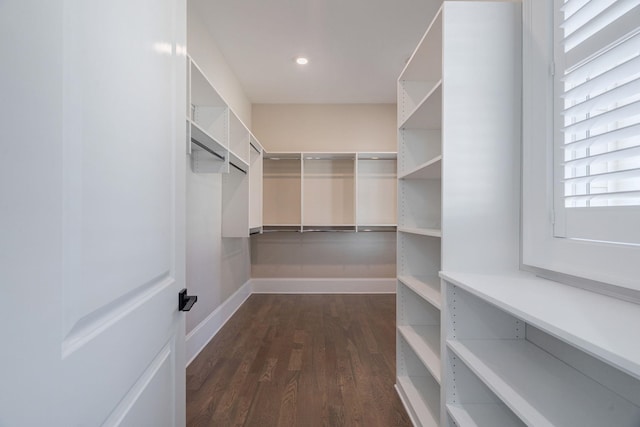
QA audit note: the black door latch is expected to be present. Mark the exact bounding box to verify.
[178,289,198,311]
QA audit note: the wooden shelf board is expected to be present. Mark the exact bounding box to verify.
[447,403,525,427]
[398,227,442,238]
[440,271,640,380]
[399,81,442,130]
[398,325,441,383]
[398,275,441,309]
[448,339,640,427]
[399,155,442,180]
[396,376,440,427]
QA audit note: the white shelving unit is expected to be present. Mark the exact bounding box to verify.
[356,152,397,231]
[396,2,522,426]
[442,273,640,427]
[262,153,302,231]
[188,59,228,174]
[398,2,640,426]
[303,153,355,228]
[262,151,397,233]
[187,56,264,237]
[396,6,444,424]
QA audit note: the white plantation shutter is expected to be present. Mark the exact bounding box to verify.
[554,0,640,245]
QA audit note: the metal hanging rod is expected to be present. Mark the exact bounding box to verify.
[230,161,247,174]
[191,138,225,161]
[250,142,260,154]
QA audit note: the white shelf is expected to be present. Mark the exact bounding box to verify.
[189,119,226,159]
[302,152,355,160]
[398,275,441,309]
[447,403,524,427]
[263,152,301,160]
[357,152,397,160]
[400,81,443,130]
[448,338,640,427]
[228,149,249,173]
[397,3,528,426]
[398,325,441,384]
[188,56,264,235]
[396,376,440,427]
[399,155,442,180]
[441,271,640,380]
[398,226,442,238]
[263,151,396,232]
[301,225,356,233]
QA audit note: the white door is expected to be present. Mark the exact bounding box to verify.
[0,1,187,426]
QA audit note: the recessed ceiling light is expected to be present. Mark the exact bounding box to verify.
[296,57,309,65]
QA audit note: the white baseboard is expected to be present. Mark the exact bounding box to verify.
[250,277,396,294]
[185,280,251,366]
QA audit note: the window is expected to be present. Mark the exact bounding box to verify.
[553,0,640,245]
[522,0,640,292]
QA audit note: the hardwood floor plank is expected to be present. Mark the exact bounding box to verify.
[187,294,411,427]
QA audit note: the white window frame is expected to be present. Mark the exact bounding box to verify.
[522,0,640,292]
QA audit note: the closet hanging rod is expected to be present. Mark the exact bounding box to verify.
[191,138,225,161]
[230,161,247,174]
[250,142,260,154]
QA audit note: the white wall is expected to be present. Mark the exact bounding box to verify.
[251,232,396,278]
[187,3,251,125]
[185,3,252,336]
[251,103,397,279]
[252,104,396,152]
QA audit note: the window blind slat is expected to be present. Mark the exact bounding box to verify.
[562,166,640,184]
[563,50,640,101]
[563,32,640,85]
[565,189,640,201]
[563,76,640,117]
[563,122,640,150]
[562,99,640,134]
[563,0,637,50]
[563,144,640,168]
[564,4,640,69]
[562,0,592,18]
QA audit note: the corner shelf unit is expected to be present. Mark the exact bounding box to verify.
[395,2,522,426]
[187,56,264,237]
[262,152,397,233]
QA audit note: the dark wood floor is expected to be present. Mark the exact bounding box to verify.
[186,294,412,427]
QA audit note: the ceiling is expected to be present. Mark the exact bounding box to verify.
[191,0,439,104]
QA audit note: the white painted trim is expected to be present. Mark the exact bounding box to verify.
[185,280,251,366]
[250,277,396,294]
